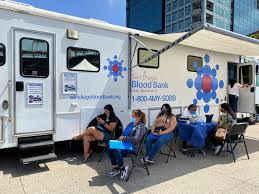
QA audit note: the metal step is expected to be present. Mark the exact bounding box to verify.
[21,153,57,164]
[19,140,54,149]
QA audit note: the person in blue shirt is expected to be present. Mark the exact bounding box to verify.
[144,104,177,164]
[107,109,147,180]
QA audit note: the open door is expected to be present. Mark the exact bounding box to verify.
[237,62,256,114]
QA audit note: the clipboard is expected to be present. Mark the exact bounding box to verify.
[109,140,133,151]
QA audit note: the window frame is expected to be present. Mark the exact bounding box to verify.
[0,43,6,66]
[67,46,101,73]
[137,48,160,69]
[187,55,203,72]
[20,37,49,78]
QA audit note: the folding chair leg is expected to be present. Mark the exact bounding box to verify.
[243,141,250,160]
[229,143,236,162]
[217,142,225,156]
[131,156,136,167]
[98,146,107,163]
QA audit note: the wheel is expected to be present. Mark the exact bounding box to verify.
[246,114,256,125]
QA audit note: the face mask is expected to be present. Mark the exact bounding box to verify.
[161,109,167,114]
[130,117,136,123]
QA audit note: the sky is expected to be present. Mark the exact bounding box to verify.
[15,0,126,26]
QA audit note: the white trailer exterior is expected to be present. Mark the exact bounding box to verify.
[0,1,258,154]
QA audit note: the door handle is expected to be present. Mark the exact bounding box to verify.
[16,81,24,91]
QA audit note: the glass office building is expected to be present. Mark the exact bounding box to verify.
[126,0,165,33]
[126,0,259,35]
[233,0,259,35]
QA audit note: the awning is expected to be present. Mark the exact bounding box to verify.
[140,24,259,57]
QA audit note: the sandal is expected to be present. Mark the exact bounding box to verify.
[82,152,93,163]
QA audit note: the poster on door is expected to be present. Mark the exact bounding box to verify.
[27,82,43,105]
[62,72,77,95]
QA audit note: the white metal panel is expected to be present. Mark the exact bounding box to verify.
[131,36,240,116]
[14,30,54,134]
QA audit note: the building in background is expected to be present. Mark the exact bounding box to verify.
[126,0,165,33]
[126,0,259,35]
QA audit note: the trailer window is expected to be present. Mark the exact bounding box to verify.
[138,48,159,69]
[20,38,49,78]
[0,43,6,66]
[239,65,253,85]
[187,56,203,72]
[67,47,100,72]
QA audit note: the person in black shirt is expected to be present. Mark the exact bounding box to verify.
[73,104,118,162]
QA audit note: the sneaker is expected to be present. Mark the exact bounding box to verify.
[120,166,129,180]
[107,167,121,177]
[142,156,154,165]
[214,145,222,155]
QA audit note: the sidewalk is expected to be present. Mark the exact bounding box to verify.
[0,124,259,194]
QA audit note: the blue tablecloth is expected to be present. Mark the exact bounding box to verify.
[178,122,217,149]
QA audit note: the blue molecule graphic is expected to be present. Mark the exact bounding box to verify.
[204,54,210,64]
[186,54,224,113]
[204,104,210,113]
[104,55,127,82]
[187,79,193,88]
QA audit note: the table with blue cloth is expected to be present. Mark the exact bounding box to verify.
[178,122,217,149]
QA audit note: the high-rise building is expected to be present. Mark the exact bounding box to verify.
[126,0,165,34]
[126,0,259,35]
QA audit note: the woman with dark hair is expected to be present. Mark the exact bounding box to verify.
[73,104,118,162]
[228,79,247,112]
[107,109,146,180]
[212,103,236,155]
[144,104,177,164]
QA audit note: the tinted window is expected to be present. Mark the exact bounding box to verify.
[0,43,5,66]
[187,56,203,72]
[239,65,253,85]
[138,48,159,69]
[20,38,49,78]
[67,47,100,72]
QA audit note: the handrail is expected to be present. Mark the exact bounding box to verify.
[8,80,11,121]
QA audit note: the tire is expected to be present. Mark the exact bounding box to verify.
[246,114,256,125]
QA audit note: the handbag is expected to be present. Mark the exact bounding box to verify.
[215,128,227,140]
[154,116,169,133]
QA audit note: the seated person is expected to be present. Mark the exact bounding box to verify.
[211,103,236,155]
[73,104,118,162]
[144,104,177,164]
[182,104,199,118]
[107,110,146,180]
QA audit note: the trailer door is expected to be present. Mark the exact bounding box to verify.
[237,62,256,113]
[14,30,54,134]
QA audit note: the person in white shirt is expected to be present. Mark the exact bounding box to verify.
[182,104,199,118]
[228,80,247,112]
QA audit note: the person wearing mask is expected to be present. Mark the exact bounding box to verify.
[228,79,248,113]
[73,104,118,162]
[182,104,199,118]
[143,104,177,164]
[107,110,146,181]
[212,103,236,155]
